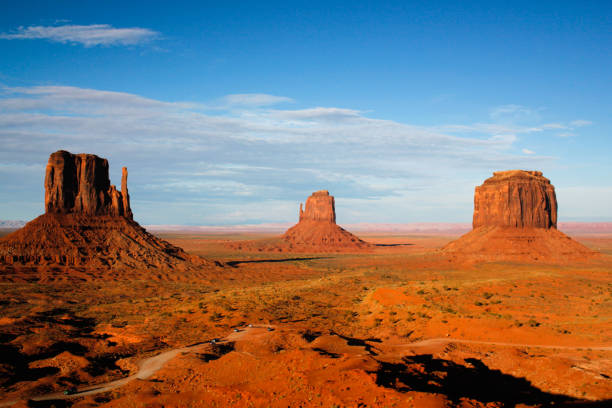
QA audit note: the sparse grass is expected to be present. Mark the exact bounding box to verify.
[1,232,611,403]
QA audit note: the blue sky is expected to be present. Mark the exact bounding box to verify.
[1,1,610,225]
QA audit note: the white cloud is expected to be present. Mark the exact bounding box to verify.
[270,107,360,121]
[489,104,541,123]
[557,132,575,138]
[522,148,535,154]
[540,123,566,129]
[570,119,593,127]
[222,94,293,107]
[0,85,559,224]
[0,24,158,47]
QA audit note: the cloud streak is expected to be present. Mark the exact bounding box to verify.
[0,24,158,47]
[0,86,569,224]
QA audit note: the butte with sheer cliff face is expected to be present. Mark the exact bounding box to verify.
[281,190,370,251]
[443,170,597,263]
[0,150,211,278]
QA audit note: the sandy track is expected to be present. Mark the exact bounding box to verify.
[1,327,610,406]
[390,337,612,351]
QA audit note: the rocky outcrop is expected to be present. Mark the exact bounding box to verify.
[0,213,210,275]
[299,190,336,223]
[473,170,556,229]
[227,190,370,253]
[444,170,597,263]
[282,190,369,251]
[1,150,214,277]
[45,150,132,218]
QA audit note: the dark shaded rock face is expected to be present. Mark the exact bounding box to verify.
[299,190,336,223]
[44,150,132,219]
[473,170,557,229]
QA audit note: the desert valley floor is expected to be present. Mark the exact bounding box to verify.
[0,230,610,407]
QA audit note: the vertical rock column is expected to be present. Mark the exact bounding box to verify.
[121,167,133,220]
[299,190,336,223]
[44,150,132,218]
[472,170,557,229]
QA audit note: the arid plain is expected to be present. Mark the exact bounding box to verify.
[0,153,610,407]
[1,229,611,407]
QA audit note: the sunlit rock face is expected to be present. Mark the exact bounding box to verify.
[443,170,597,263]
[299,190,336,223]
[282,190,369,250]
[472,170,557,229]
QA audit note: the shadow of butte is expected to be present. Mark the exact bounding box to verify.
[373,353,610,406]
[226,256,328,267]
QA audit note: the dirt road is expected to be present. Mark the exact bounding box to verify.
[1,326,610,406]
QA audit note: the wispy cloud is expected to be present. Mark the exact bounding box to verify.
[0,24,158,47]
[489,104,542,123]
[557,132,575,138]
[222,94,293,107]
[0,86,560,224]
[522,148,535,154]
[570,119,593,127]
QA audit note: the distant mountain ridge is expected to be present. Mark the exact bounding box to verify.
[0,220,26,228]
[4,220,611,234]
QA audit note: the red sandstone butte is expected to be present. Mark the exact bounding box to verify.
[443,170,597,263]
[45,150,132,218]
[282,190,369,251]
[473,170,557,229]
[0,150,211,275]
[299,190,336,223]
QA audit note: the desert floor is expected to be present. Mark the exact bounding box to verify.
[0,231,610,407]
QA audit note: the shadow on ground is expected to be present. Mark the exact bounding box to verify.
[226,257,327,267]
[374,353,610,407]
[373,243,415,247]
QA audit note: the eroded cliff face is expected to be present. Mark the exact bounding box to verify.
[44,150,132,219]
[443,170,596,263]
[282,190,368,251]
[299,190,336,223]
[1,150,214,272]
[473,170,557,229]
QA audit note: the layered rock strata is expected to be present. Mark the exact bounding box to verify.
[473,170,557,229]
[0,150,212,276]
[299,190,336,223]
[444,170,597,263]
[282,190,369,250]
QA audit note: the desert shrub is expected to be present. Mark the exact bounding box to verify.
[527,319,540,327]
[209,312,223,322]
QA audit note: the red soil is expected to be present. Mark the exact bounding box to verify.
[0,213,213,280]
[442,226,599,264]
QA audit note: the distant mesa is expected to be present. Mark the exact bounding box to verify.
[227,190,370,253]
[443,170,598,263]
[0,150,213,278]
[298,190,336,223]
[281,190,370,251]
